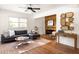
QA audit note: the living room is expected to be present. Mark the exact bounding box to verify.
[0,4,79,54]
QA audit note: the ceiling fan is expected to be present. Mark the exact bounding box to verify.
[20,4,40,12]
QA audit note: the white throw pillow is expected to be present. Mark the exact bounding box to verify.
[8,30,15,36]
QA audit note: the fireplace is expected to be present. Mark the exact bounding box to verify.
[46,30,54,34]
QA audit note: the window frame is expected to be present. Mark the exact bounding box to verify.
[8,17,27,29]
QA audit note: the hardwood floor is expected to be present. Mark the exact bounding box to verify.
[23,35,79,54]
[0,35,79,54]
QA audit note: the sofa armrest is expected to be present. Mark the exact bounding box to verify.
[1,34,6,43]
[1,34,5,39]
[1,34,16,44]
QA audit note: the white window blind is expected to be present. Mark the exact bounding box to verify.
[9,17,27,29]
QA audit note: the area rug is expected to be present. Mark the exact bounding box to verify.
[0,38,51,54]
[18,38,51,54]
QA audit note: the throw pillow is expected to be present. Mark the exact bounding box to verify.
[8,30,15,36]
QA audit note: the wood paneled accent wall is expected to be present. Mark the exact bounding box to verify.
[45,15,56,34]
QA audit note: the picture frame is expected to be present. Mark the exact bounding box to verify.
[61,18,66,26]
[65,22,70,26]
[69,27,74,30]
[69,18,74,22]
[61,13,66,18]
[66,12,74,18]
[61,26,68,30]
[60,12,74,31]
[66,18,69,22]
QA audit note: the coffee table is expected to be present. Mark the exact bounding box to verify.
[15,36,32,48]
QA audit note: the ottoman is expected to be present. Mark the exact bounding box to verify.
[28,33,40,39]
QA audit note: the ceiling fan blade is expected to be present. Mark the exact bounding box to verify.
[31,9,36,12]
[32,8,40,10]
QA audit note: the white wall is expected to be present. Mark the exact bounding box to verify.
[26,14,35,33]
[34,17,45,34]
[33,5,79,48]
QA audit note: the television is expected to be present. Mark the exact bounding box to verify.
[47,20,53,26]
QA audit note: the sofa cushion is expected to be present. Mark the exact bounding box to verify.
[15,30,27,35]
[21,34,29,36]
[3,32,9,38]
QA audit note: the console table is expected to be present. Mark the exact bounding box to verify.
[56,32,77,49]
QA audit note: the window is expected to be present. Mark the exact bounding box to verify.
[9,17,27,29]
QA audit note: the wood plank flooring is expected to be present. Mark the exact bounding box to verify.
[23,35,79,54]
[1,35,79,54]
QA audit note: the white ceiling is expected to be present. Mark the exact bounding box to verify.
[0,4,61,14]
[0,4,78,14]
